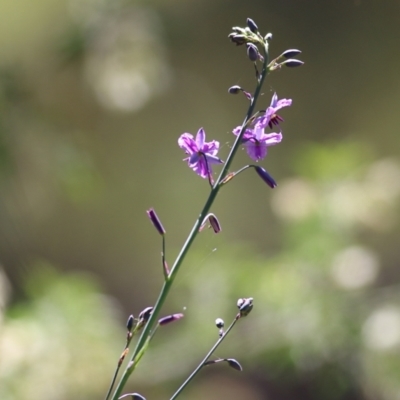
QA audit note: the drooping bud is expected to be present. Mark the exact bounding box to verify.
[215,318,224,329]
[158,313,184,326]
[282,59,304,68]
[281,49,302,58]
[146,208,166,235]
[200,213,222,233]
[246,18,258,33]
[228,85,242,94]
[254,166,277,188]
[126,314,135,332]
[246,43,259,62]
[226,358,243,371]
[118,393,146,400]
[208,214,221,233]
[237,297,253,317]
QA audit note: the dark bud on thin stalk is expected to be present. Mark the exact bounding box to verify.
[282,59,304,68]
[119,393,147,400]
[246,43,259,62]
[226,358,243,371]
[126,314,135,331]
[215,318,224,329]
[228,85,242,94]
[246,18,258,33]
[237,297,254,317]
[255,166,277,188]
[228,33,246,46]
[281,49,302,58]
[158,313,184,326]
[146,208,166,235]
[208,214,221,233]
[138,307,153,322]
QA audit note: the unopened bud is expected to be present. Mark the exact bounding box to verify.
[281,49,302,58]
[246,43,259,62]
[254,166,277,188]
[118,393,147,400]
[282,59,304,68]
[265,33,273,41]
[126,314,135,331]
[228,85,242,94]
[159,313,184,326]
[227,358,243,371]
[228,33,246,46]
[138,307,153,322]
[215,318,224,329]
[246,18,258,33]
[237,297,253,317]
[146,208,166,235]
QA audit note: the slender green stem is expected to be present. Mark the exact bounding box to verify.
[169,315,240,400]
[110,43,269,400]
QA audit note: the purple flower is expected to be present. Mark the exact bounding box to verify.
[233,124,282,162]
[232,93,291,161]
[178,128,223,178]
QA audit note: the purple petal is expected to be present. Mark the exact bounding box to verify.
[259,132,282,146]
[195,128,206,149]
[274,98,292,111]
[178,133,197,154]
[270,92,278,108]
[204,154,224,165]
[245,140,268,161]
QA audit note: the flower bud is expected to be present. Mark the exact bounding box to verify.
[228,85,242,94]
[118,393,146,400]
[228,33,246,46]
[246,18,258,33]
[227,358,243,371]
[215,318,224,328]
[146,208,166,235]
[264,33,273,41]
[126,314,135,331]
[282,59,304,68]
[138,307,153,322]
[238,297,253,317]
[246,43,259,62]
[255,166,277,188]
[159,313,184,326]
[281,49,302,58]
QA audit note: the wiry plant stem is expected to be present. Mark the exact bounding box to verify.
[111,42,269,400]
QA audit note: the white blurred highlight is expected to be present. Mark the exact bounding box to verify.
[331,246,379,289]
[363,306,400,350]
[271,178,318,220]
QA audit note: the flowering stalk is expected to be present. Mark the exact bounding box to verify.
[110,19,302,400]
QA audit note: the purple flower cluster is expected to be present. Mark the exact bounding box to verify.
[178,93,291,178]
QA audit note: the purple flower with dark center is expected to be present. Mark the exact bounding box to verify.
[178,128,223,178]
[258,92,292,129]
[232,93,291,161]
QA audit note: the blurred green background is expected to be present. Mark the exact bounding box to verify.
[1,0,400,399]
